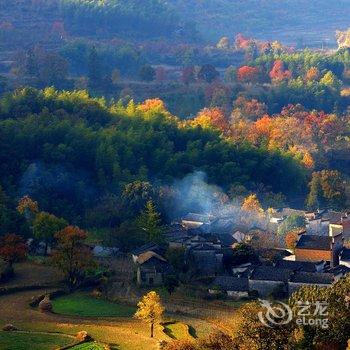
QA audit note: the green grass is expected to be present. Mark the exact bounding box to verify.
[0,331,73,350]
[162,322,194,340]
[70,342,106,350]
[52,292,136,317]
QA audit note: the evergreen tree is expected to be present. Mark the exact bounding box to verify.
[88,46,102,90]
[136,200,164,242]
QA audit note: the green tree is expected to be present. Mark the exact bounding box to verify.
[121,181,157,220]
[134,291,164,338]
[198,64,219,83]
[306,170,346,210]
[277,214,306,236]
[136,200,164,242]
[139,64,155,82]
[88,46,102,90]
[289,275,350,349]
[33,211,67,255]
[224,65,236,83]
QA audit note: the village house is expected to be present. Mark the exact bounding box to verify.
[188,242,224,275]
[181,213,214,229]
[209,276,249,299]
[306,210,350,238]
[248,266,293,297]
[131,242,163,263]
[275,259,326,273]
[340,248,350,268]
[295,233,343,267]
[135,251,171,286]
[288,271,334,295]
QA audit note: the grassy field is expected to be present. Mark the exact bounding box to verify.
[52,293,136,317]
[70,342,107,350]
[0,331,74,350]
[162,322,194,340]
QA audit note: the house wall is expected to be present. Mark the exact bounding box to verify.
[329,224,343,237]
[248,280,285,297]
[340,259,350,268]
[227,290,249,299]
[288,282,331,296]
[137,268,163,286]
[295,248,332,263]
[342,218,350,239]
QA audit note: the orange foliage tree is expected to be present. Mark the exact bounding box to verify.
[0,233,27,267]
[52,226,95,288]
[285,230,302,251]
[232,96,267,121]
[269,60,292,83]
[190,107,229,133]
[236,66,259,83]
[138,98,166,113]
[305,67,320,81]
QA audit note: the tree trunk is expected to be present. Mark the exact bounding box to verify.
[150,322,154,338]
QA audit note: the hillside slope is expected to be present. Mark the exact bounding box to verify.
[170,0,350,46]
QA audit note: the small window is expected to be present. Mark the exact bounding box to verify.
[149,277,154,285]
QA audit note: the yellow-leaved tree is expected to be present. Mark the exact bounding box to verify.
[134,291,164,338]
[241,194,263,214]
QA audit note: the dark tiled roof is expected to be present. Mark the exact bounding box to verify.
[218,233,237,247]
[190,243,219,251]
[182,213,212,223]
[250,266,293,282]
[131,243,160,256]
[340,248,350,261]
[296,235,332,251]
[211,276,249,292]
[326,265,350,276]
[275,260,318,272]
[291,272,334,284]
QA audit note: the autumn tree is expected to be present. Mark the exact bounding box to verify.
[306,170,346,210]
[285,229,301,251]
[232,96,267,121]
[241,194,263,214]
[320,71,342,90]
[199,331,238,350]
[33,212,67,255]
[17,195,39,220]
[136,200,164,242]
[190,107,229,133]
[269,60,292,83]
[52,226,95,289]
[217,36,230,50]
[236,66,259,83]
[289,275,350,348]
[0,233,27,267]
[305,67,320,81]
[231,301,295,350]
[134,291,164,338]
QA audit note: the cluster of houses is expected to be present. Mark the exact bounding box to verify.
[131,209,350,299]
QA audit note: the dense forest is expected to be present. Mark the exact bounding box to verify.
[0,88,306,235]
